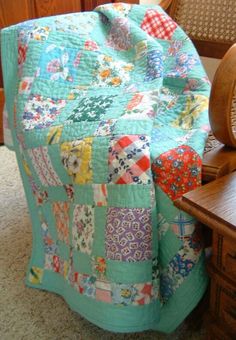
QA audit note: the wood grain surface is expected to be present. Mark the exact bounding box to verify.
[209,44,236,148]
[180,172,236,230]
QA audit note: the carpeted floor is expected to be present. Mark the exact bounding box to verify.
[0,145,205,340]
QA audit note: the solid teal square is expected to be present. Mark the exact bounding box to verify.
[92,137,109,183]
[46,186,68,201]
[61,121,98,142]
[57,241,70,260]
[48,144,72,184]
[73,251,93,275]
[73,185,94,205]
[31,78,73,100]
[155,186,180,223]
[24,128,48,148]
[159,228,182,268]
[106,260,152,284]
[92,206,107,256]
[114,120,153,136]
[107,184,151,208]
[22,41,42,77]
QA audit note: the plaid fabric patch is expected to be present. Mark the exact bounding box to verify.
[141,9,177,40]
[108,135,151,184]
[171,212,195,238]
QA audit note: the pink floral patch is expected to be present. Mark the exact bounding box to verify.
[72,205,95,255]
[53,202,70,244]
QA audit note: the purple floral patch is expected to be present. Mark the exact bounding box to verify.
[105,207,152,262]
[166,53,200,78]
[106,17,132,51]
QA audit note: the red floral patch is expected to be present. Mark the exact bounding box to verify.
[152,145,202,201]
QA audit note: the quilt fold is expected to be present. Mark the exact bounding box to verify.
[1,2,210,333]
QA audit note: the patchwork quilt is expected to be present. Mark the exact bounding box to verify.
[1,3,211,334]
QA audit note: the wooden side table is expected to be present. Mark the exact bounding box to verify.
[202,144,236,183]
[175,172,236,340]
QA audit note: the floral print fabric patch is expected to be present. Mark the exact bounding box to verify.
[160,227,203,303]
[166,53,200,79]
[78,274,96,298]
[39,45,80,82]
[152,145,202,201]
[121,91,158,120]
[145,50,163,81]
[108,135,151,184]
[72,204,95,255]
[92,256,107,279]
[53,202,70,245]
[105,207,152,261]
[23,95,66,131]
[94,119,117,136]
[93,184,108,206]
[171,94,208,129]
[106,17,132,51]
[94,54,134,87]
[61,137,93,184]
[111,282,154,306]
[29,267,44,285]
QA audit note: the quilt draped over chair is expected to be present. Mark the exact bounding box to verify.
[1,3,210,333]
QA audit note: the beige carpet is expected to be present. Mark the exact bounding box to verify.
[0,145,205,340]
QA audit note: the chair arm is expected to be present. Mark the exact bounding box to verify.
[209,44,236,148]
[159,0,173,11]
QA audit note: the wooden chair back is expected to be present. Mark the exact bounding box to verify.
[209,44,236,148]
[168,0,236,59]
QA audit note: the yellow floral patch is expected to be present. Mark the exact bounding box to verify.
[171,95,209,130]
[111,77,121,86]
[92,256,106,279]
[123,64,134,72]
[61,137,93,184]
[94,54,133,87]
[100,69,111,78]
[29,267,43,285]
[47,125,63,144]
[22,158,32,177]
